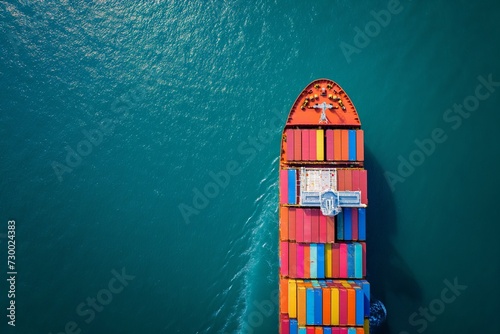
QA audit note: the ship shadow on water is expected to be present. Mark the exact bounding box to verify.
[364,149,423,334]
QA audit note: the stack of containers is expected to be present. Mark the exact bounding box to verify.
[285,129,364,162]
[280,127,369,333]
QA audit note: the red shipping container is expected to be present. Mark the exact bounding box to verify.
[294,129,302,161]
[286,129,294,161]
[360,170,368,204]
[344,169,352,191]
[332,243,340,278]
[326,216,335,243]
[289,242,297,278]
[311,209,319,243]
[281,314,290,334]
[309,129,317,161]
[341,130,349,161]
[288,208,296,241]
[296,208,304,243]
[337,169,345,191]
[280,207,289,241]
[281,241,289,276]
[304,209,312,243]
[302,129,310,161]
[356,129,364,161]
[319,213,327,243]
[280,170,288,204]
[333,130,342,161]
[332,328,340,334]
[352,169,360,192]
[340,244,347,278]
[352,208,358,241]
[307,328,314,334]
[339,287,348,325]
[326,129,334,161]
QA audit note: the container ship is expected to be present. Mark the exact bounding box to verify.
[279,79,374,334]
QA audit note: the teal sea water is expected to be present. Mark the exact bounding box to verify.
[1,1,500,333]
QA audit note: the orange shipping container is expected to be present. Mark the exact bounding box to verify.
[337,169,345,191]
[333,130,342,161]
[294,129,302,161]
[341,130,349,161]
[347,288,356,326]
[288,208,296,241]
[304,244,310,278]
[280,207,289,241]
[323,287,331,325]
[298,286,307,326]
[280,278,288,313]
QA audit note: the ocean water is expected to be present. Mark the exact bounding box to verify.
[1,0,500,333]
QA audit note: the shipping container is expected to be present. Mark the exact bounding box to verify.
[319,214,327,243]
[359,170,367,205]
[316,129,324,161]
[280,170,288,204]
[290,242,297,278]
[302,129,310,161]
[358,208,366,241]
[297,243,304,277]
[311,209,319,243]
[326,130,334,161]
[294,129,302,161]
[281,278,289,313]
[310,129,317,161]
[356,130,364,161]
[348,130,357,161]
[281,207,289,241]
[333,130,342,161]
[289,208,296,241]
[304,209,312,243]
[341,130,349,161]
[286,129,294,161]
[296,208,304,242]
[281,241,289,276]
[288,169,297,204]
[289,279,297,318]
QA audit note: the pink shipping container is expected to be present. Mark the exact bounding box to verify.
[326,129,334,161]
[304,209,312,243]
[281,241,289,276]
[319,213,327,243]
[309,129,317,160]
